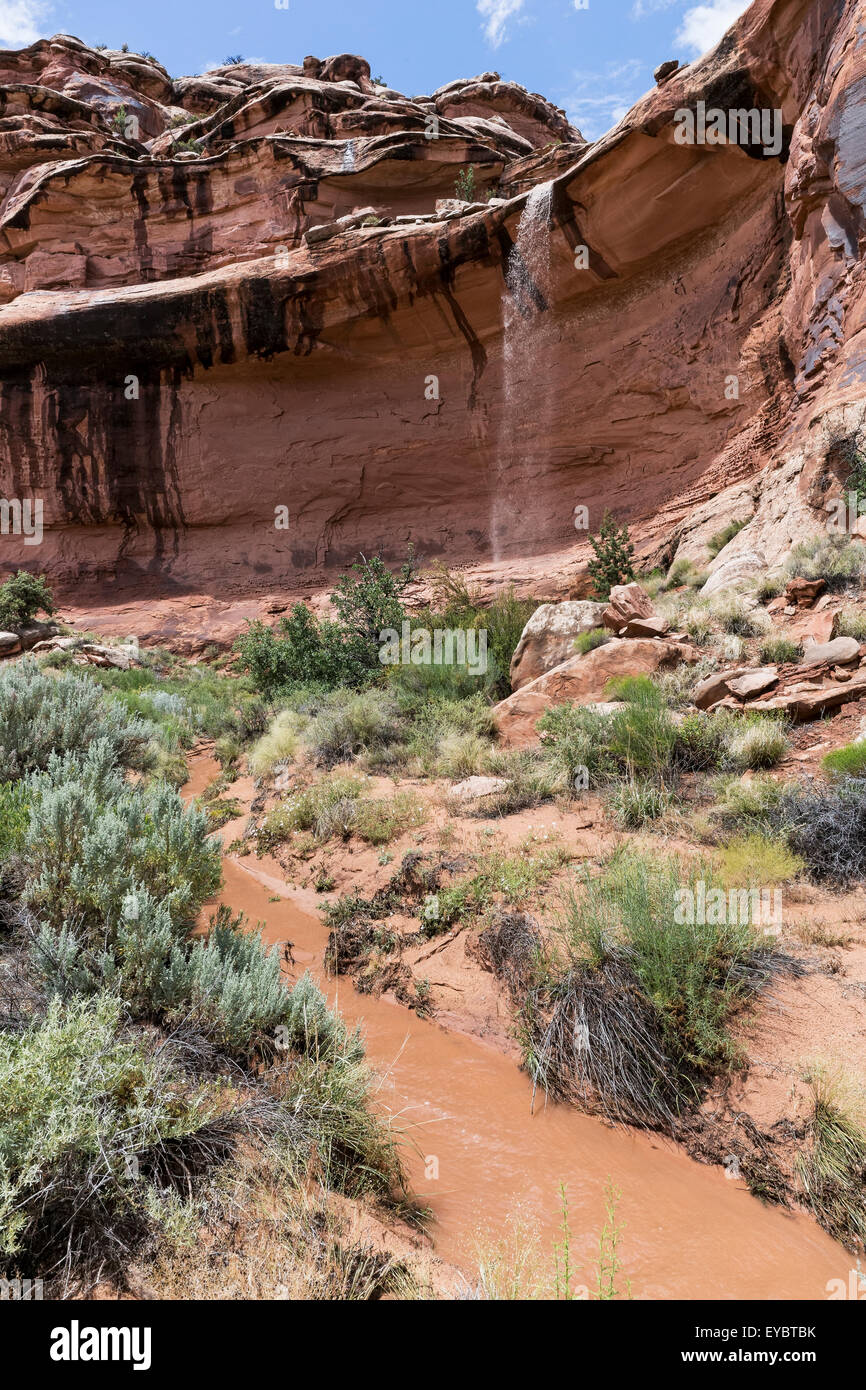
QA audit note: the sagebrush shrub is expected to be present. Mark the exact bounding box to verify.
[21,742,221,934]
[0,994,225,1263]
[0,659,154,781]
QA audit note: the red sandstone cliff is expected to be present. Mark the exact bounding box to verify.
[0,1,863,608]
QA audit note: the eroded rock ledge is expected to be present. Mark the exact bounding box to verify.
[0,2,863,604]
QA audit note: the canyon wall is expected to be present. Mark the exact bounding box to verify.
[0,1,863,603]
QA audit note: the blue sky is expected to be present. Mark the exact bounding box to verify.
[0,0,750,139]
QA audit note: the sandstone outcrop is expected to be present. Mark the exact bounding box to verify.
[493,637,700,747]
[509,599,605,690]
[0,2,862,619]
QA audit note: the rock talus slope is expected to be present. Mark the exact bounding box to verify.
[0,1,863,606]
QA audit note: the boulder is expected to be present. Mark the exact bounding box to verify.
[750,671,866,721]
[621,614,669,639]
[602,583,654,632]
[13,620,62,651]
[447,776,509,803]
[799,636,860,667]
[510,600,606,690]
[0,631,21,656]
[725,667,779,700]
[30,638,140,669]
[654,60,680,85]
[785,608,835,646]
[493,638,700,748]
[693,667,749,709]
[785,576,826,609]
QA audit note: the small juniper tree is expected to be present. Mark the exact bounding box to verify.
[0,570,56,629]
[455,165,476,201]
[587,511,636,599]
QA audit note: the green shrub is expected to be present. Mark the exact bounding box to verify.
[481,589,538,697]
[0,780,28,885]
[0,993,226,1266]
[588,510,636,599]
[235,554,416,695]
[822,742,866,779]
[559,852,764,1073]
[719,832,803,886]
[0,570,56,629]
[0,659,154,781]
[575,627,609,655]
[455,165,476,200]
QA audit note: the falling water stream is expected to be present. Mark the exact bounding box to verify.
[185,754,853,1299]
[492,181,556,562]
[341,139,356,173]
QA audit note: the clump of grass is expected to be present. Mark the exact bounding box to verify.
[248,709,305,778]
[724,714,789,771]
[756,573,785,602]
[707,518,750,558]
[672,713,729,771]
[664,557,706,590]
[304,689,402,768]
[609,779,672,827]
[711,774,786,834]
[474,747,566,816]
[525,852,779,1128]
[708,594,769,637]
[435,730,492,779]
[261,776,363,847]
[797,1063,866,1250]
[575,628,609,655]
[260,777,426,848]
[834,608,866,642]
[679,604,714,645]
[786,535,866,591]
[353,791,428,845]
[759,635,801,665]
[822,742,866,780]
[719,832,804,886]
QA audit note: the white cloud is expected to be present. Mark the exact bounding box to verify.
[0,0,52,47]
[477,0,525,49]
[562,58,647,140]
[676,1,749,56]
[630,0,678,17]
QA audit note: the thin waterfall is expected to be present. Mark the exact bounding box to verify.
[491,181,554,562]
[341,139,356,172]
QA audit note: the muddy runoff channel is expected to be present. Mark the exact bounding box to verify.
[185,756,850,1299]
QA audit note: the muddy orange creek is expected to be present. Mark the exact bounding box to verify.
[186,759,851,1299]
